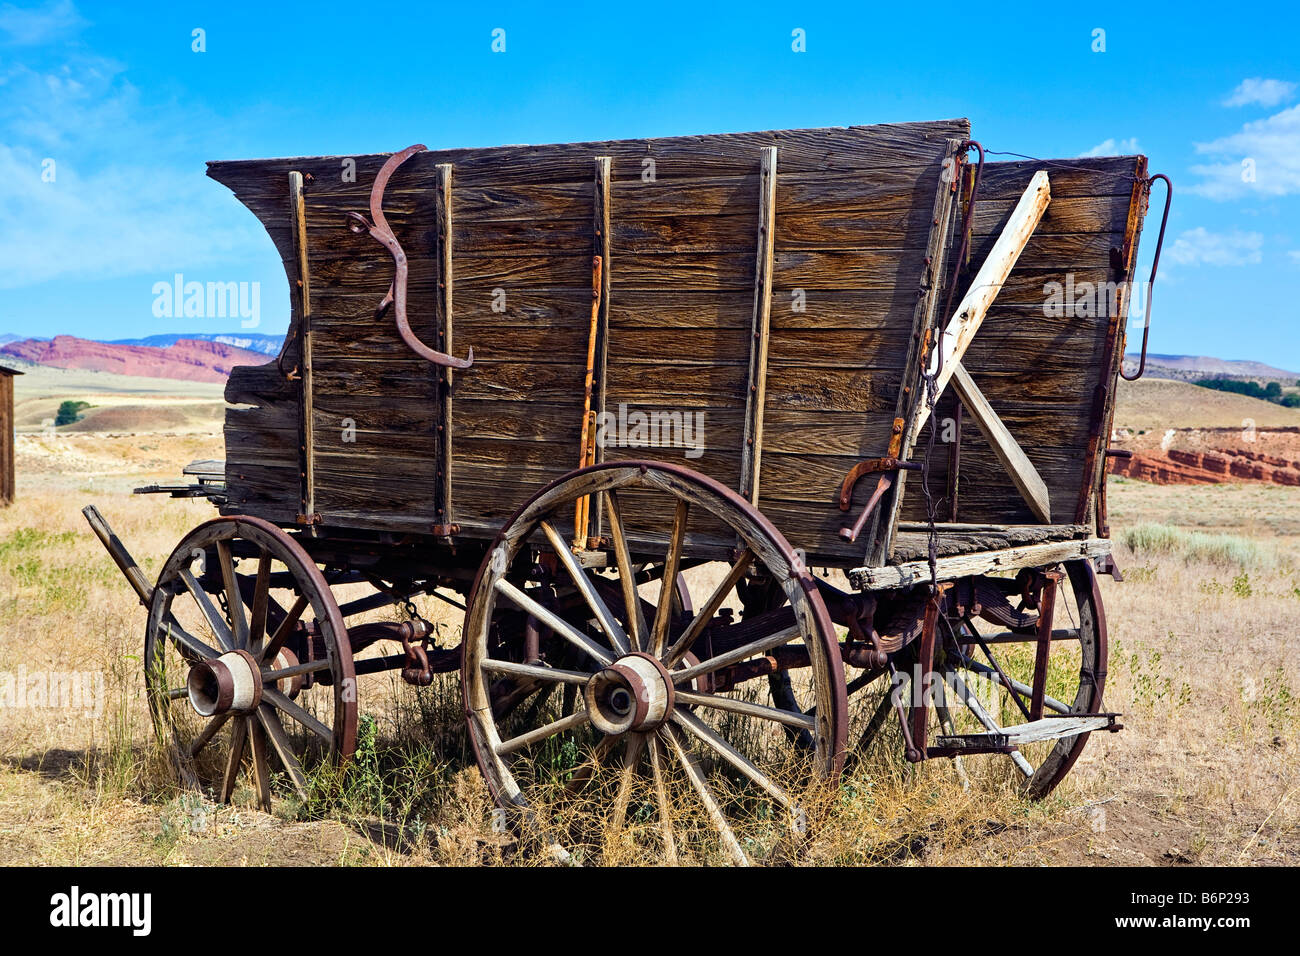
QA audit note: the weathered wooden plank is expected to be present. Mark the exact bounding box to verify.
[435,162,454,530]
[866,137,964,566]
[288,171,315,523]
[849,537,1111,590]
[207,120,970,195]
[950,363,1051,522]
[739,146,777,503]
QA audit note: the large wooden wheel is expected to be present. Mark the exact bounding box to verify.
[144,516,356,810]
[463,461,848,865]
[937,558,1108,799]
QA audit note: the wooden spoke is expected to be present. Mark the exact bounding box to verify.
[248,718,273,811]
[262,686,334,743]
[959,656,1072,715]
[673,624,801,684]
[219,716,248,803]
[495,709,589,756]
[943,670,1034,778]
[189,712,231,757]
[179,569,235,652]
[934,679,970,791]
[494,578,613,667]
[216,540,249,649]
[539,520,629,655]
[247,552,272,655]
[672,709,792,810]
[170,726,202,791]
[564,736,618,796]
[650,500,689,656]
[261,658,332,683]
[260,594,309,664]
[664,725,748,866]
[646,733,679,865]
[164,618,219,661]
[257,704,309,800]
[608,733,646,837]
[664,548,753,667]
[481,659,591,685]
[675,688,816,731]
[602,490,648,651]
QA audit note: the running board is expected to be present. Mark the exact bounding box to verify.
[935,713,1121,750]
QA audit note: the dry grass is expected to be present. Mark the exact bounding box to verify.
[1,425,1297,866]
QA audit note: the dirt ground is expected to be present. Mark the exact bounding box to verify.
[0,407,1297,866]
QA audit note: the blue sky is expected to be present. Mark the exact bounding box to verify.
[1,0,1298,368]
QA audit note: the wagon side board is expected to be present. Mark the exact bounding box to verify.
[886,155,1149,550]
[208,120,974,558]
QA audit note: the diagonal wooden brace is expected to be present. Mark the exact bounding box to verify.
[909,170,1053,521]
[910,169,1051,445]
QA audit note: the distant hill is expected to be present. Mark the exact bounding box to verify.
[0,335,268,384]
[1125,353,1299,382]
[107,332,284,356]
[1115,377,1300,432]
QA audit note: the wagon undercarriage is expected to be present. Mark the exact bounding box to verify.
[84,117,1163,863]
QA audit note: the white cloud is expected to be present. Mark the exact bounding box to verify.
[0,6,264,289]
[1223,77,1297,108]
[1288,250,1300,264]
[0,0,84,45]
[1188,104,1300,199]
[1168,227,1263,267]
[1079,137,1140,158]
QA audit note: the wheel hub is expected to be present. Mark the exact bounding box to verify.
[187,650,264,717]
[584,652,675,735]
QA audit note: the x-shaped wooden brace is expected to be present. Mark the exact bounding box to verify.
[910,170,1053,522]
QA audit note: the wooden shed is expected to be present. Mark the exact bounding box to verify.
[0,364,20,506]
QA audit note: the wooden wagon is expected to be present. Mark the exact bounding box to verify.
[86,118,1167,864]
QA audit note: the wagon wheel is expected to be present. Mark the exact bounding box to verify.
[144,516,356,811]
[938,558,1107,799]
[463,461,848,865]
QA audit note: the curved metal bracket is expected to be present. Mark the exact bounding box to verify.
[1120,172,1171,382]
[346,144,473,370]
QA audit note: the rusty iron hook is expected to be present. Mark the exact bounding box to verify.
[347,144,473,370]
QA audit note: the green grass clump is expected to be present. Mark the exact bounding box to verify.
[1122,522,1274,568]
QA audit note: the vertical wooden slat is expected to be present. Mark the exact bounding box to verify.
[434,162,456,533]
[739,146,778,504]
[288,171,315,525]
[589,156,612,544]
[867,138,965,567]
[0,370,14,507]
